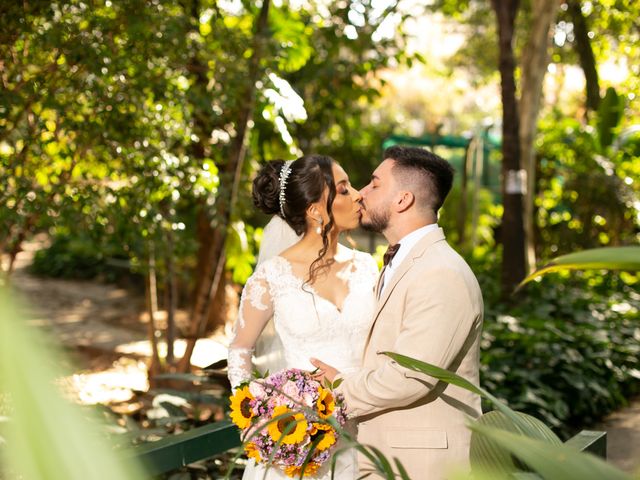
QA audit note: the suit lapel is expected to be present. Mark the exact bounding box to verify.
[364,228,447,352]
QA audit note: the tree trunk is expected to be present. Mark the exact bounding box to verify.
[145,245,162,384]
[519,0,559,273]
[178,0,271,372]
[492,0,527,296]
[567,0,600,112]
[470,137,483,249]
[457,142,471,247]
[165,227,177,366]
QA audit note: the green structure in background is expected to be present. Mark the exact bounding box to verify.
[383,131,502,192]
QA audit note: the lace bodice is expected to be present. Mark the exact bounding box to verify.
[227,250,378,388]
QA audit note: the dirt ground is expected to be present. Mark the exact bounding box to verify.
[4,242,640,476]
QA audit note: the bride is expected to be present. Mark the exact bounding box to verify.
[227,154,378,479]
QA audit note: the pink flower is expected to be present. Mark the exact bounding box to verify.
[282,380,301,401]
[249,380,266,399]
[302,392,315,407]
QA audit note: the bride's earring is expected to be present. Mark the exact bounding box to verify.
[316,218,323,235]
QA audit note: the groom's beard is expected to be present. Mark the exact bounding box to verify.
[360,207,390,233]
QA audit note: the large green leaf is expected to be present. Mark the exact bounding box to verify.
[381,353,555,442]
[471,411,561,474]
[519,246,640,287]
[0,289,146,479]
[379,353,629,479]
[467,423,631,480]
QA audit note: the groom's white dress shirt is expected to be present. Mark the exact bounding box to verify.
[380,222,439,296]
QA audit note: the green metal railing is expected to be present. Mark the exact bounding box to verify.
[564,430,607,458]
[131,420,240,476]
[130,421,606,477]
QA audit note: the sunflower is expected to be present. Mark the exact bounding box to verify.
[267,405,308,445]
[309,421,331,435]
[316,428,336,451]
[310,422,336,451]
[316,387,335,419]
[284,462,320,478]
[229,386,254,429]
[244,442,261,462]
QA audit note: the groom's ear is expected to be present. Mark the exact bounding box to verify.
[395,190,415,213]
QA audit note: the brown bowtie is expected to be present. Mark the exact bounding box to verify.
[383,243,401,267]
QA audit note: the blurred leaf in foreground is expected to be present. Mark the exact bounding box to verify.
[0,288,146,480]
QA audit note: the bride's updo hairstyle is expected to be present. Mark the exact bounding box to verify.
[252,155,337,283]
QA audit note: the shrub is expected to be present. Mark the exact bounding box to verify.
[474,252,640,438]
[30,233,129,282]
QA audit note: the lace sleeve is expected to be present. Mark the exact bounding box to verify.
[227,265,274,388]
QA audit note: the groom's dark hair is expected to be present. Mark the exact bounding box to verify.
[384,145,454,214]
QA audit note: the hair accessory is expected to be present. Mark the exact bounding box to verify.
[278,160,294,218]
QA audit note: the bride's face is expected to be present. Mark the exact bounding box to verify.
[327,163,362,232]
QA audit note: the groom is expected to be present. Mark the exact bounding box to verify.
[312,146,484,479]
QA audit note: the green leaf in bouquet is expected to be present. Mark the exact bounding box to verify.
[331,378,344,390]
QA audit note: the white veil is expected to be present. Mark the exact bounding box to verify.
[253,215,301,373]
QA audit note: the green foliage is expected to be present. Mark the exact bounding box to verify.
[535,116,639,259]
[0,0,416,288]
[440,186,502,254]
[278,2,420,188]
[475,251,640,437]
[226,221,260,285]
[30,233,129,281]
[596,87,625,150]
[555,0,640,116]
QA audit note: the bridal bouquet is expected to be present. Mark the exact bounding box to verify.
[229,368,347,478]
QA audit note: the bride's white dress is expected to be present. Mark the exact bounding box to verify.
[227,248,378,479]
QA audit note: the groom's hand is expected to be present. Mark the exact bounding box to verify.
[310,358,339,383]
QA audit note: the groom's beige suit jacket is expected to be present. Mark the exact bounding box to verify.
[337,228,483,479]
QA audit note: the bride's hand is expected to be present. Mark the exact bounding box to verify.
[310,358,339,383]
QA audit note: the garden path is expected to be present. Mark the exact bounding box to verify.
[7,240,229,405]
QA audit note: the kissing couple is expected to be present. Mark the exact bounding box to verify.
[228,146,484,479]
